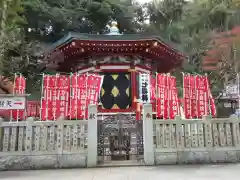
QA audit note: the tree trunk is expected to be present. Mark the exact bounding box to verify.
[0,0,7,64]
[0,0,7,38]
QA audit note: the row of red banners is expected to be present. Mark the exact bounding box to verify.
[2,73,216,120]
[2,74,103,121]
[183,74,216,119]
[154,73,216,119]
[41,74,103,120]
[155,74,180,119]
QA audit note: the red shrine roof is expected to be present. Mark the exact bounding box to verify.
[44,32,187,73]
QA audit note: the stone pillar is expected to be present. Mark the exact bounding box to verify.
[26,117,34,151]
[202,115,213,149]
[230,114,240,147]
[0,117,3,148]
[87,104,98,167]
[175,115,184,150]
[142,104,155,165]
[56,117,64,155]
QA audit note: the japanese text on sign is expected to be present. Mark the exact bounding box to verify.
[139,74,151,103]
[0,97,25,110]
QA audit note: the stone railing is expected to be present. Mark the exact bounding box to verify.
[0,105,98,170]
[1,104,240,170]
[142,104,240,165]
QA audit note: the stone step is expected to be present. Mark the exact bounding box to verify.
[97,160,145,167]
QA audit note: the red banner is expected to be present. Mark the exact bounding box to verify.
[55,75,70,119]
[190,76,198,118]
[49,75,57,120]
[196,75,208,118]
[163,75,170,119]
[27,101,40,117]
[156,74,166,118]
[210,98,217,117]
[41,75,55,120]
[183,74,192,119]
[12,75,26,121]
[204,76,217,117]
[168,76,179,119]
[41,100,49,120]
[156,74,179,119]
[183,74,216,119]
[69,74,88,119]
[150,76,156,101]
[86,74,103,104]
[85,74,103,117]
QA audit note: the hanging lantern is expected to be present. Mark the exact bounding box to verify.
[71,41,76,46]
[153,41,158,46]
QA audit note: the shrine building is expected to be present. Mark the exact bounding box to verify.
[43,21,186,113]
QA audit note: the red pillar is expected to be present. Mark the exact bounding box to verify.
[131,70,137,110]
[133,71,142,120]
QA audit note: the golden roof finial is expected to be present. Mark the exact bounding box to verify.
[111,21,118,27]
[107,21,121,35]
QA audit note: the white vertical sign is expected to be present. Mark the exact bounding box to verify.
[139,73,151,103]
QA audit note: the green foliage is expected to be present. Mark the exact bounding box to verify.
[150,0,240,96]
[0,0,44,95]
[1,0,240,98]
[0,0,145,96]
[22,0,144,42]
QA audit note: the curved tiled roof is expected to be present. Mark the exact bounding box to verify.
[43,32,187,73]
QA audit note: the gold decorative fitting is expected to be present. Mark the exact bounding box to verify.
[101,88,105,96]
[128,69,135,72]
[126,87,129,96]
[112,74,119,80]
[112,104,119,109]
[111,21,118,27]
[111,86,119,97]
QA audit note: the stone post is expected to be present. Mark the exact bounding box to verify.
[175,115,183,150]
[202,115,213,149]
[143,104,155,165]
[230,114,240,148]
[87,104,98,167]
[26,117,34,152]
[0,117,3,149]
[56,117,64,155]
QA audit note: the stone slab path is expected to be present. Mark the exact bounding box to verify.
[1,164,239,180]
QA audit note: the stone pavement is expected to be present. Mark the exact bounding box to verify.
[0,164,239,180]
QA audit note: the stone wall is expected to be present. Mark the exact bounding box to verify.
[0,153,86,171]
[0,105,98,171]
[1,104,240,170]
[155,150,240,165]
[141,104,240,165]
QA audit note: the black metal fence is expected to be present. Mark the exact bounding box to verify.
[97,114,143,162]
